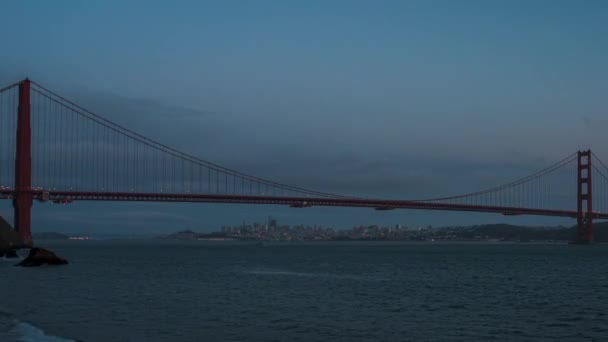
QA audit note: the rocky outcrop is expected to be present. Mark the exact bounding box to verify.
[1,249,19,258]
[0,216,68,265]
[16,247,68,267]
[0,216,25,257]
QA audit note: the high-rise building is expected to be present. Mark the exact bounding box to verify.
[268,216,277,230]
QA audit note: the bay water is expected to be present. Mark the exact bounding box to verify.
[1,240,607,341]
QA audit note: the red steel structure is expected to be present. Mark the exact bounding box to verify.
[14,79,33,246]
[0,79,607,245]
[577,150,593,243]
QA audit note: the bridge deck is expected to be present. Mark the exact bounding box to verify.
[3,190,606,220]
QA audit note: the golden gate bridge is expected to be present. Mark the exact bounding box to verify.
[1,79,607,246]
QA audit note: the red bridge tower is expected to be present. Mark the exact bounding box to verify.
[14,79,33,246]
[576,150,593,244]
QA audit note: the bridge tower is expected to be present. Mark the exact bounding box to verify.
[576,150,593,244]
[14,79,33,246]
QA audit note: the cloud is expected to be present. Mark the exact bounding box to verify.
[105,210,191,222]
[33,208,192,228]
[0,61,600,232]
[582,116,593,128]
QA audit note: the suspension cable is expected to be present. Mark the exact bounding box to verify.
[30,81,354,198]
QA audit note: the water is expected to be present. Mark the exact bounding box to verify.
[1,240,608,341]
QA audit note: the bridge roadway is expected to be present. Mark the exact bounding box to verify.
[2,189,607,220]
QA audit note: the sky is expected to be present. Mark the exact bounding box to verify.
[0,1,607,234]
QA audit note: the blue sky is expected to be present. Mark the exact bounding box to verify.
[0,1,607,234]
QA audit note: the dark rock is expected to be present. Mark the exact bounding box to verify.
[0,248,18,258]
[16,247,68,267]
[4,249,18,258]
[0,216,26,250]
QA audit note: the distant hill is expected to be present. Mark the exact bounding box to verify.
[157,230,227,240]
[452,224,574,241]
[443,222,608,242]
[34,232,69,240]
[159,230,198,240]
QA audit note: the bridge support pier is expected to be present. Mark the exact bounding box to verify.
[576,150,593,244]
[13,79,32,247]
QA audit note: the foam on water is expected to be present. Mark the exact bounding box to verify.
[1,257,23,262]
[245,268,384,281]
[246,269,319,277]
[12,320,75,342]
[0,307,74,342]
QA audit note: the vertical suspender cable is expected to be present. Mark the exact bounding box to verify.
[0,89,4,187]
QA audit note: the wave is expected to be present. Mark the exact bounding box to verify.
[246,269,319,277]
[0,309,75,342]
[1,257,23,262]
[12,320,76,342]
[244,268,384,281]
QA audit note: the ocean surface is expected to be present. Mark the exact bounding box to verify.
[1,240,607,341]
